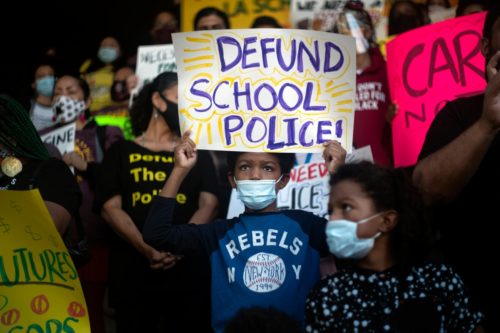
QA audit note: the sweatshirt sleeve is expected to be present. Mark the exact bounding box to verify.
[143,196,211,256]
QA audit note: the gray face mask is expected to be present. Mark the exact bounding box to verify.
[325,212,383,259]
[235,175,283,210]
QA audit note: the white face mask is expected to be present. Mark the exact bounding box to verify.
[52,95,86,124]
[235,175,283,211]
[325,212,384,259]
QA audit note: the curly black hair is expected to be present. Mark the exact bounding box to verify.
[330,161,436,269]
[129,72,178,137]
[194,6,230,30]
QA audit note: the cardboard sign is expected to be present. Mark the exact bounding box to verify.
[173,29,355,153]
[181,0,290,32]
[40,123,76,156]
[131,44,177,101]
[290,0,386,39]
[0,190,90,332]
[387,12,486,167]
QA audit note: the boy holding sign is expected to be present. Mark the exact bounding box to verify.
[143,132,345,332]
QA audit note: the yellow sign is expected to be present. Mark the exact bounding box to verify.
[0,190,90,333]
[181,0,291,32]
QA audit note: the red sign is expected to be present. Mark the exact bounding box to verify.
[387,12,486,167]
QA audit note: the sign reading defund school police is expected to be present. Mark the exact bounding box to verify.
[172,29,355,153]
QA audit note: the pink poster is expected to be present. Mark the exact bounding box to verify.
[387,12,486,167]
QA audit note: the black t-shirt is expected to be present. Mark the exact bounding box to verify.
[95,140,217,229]
[418,93,499,322]
[0,157,81,219]
[94,140,217,294]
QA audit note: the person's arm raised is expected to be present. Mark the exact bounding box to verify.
[413,51,500,205]
[160,131,197,198]
[323,140,347,174]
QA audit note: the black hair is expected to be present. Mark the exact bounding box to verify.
[194,6,230,30]
[341,1,376,46]
[482,3,500,40]
[425,0,451,8]
[330,161,436,269]
[75,76,91,101]
[55,75,92,120]
[81,35,127,74]
[388,0,427,36]
[224,306,302,333]
[129,71,178,137]
[226,151,295,176]
[0,95,49,160]
[251,16,282,28]
[456,0,490,17]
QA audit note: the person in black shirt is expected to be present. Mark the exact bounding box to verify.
[306,162,483,332]
[95,72,218,333]
[413,5,500,331]
[0,94,80,235]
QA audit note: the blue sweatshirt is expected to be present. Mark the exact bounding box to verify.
[143,196,329,333]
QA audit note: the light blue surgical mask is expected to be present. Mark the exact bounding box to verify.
[325,212,383,259]
[97,46,118,63]
[235,175,283,211]
[35,75,55,97]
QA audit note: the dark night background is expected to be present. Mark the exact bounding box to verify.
[0,0,179,108]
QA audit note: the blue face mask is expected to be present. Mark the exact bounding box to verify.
[97,46,118,63]
[325,212,383,259]
[235,175,283,211]
[35,75,55,97]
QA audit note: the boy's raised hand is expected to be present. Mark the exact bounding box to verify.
[323,140,346,174]
[174,130,197,170]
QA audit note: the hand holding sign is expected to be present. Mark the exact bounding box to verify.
[174,130,197,171]
[322,140,347,174]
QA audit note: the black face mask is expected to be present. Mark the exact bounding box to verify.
[158,93,180,136]
[111,80,130,102]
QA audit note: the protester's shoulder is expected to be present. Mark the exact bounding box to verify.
[439,94,484,118]
[103,124,124,138]
[107,138,135,152]
[41,157,72,172]
[196,149,214,163]
[282,209,326,221]
[310,269,353,292]
[412,261,460,279]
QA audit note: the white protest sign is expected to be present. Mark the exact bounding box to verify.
[40,122,76,155]
[131,44,177,101]
[173,29,355,153]
[291,0,387,40]
[291,0,346,30]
